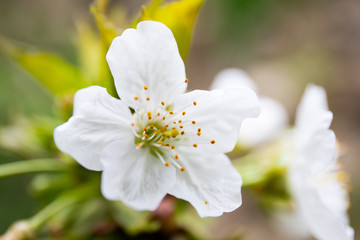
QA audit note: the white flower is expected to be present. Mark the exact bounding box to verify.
[54,21,260,217]
[210,68,288,147]
[289,85,354,240]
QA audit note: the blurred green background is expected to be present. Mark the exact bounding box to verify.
[1,0,359,239]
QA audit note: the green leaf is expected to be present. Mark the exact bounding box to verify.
[134,0,205,60]
[0,38,88,96]
[75,21,112,87]
[90,0,122,50]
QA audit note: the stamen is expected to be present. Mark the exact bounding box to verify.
[193,144,198,148]
[143,86,148,90]
[143,134,149,138]
[210,140,216,144]
[180,167,185,172]
[204,201,208,205]
[154,151,167,166]
[178,120,182,123]
[163,116,166,120]
[192,121,196,124]
[134,96,139,100]
[165,143,170,147]
[197,132,201,136]
[146,97,150,101]
[136,143,143,149]
[169,111,174,115]
[149,125,154,129]
[181,131,185,135]
[174,154,179,159]
[144,128,148,132]
[158,141,163,145]
[185,78,188,83]
[182,112,186,115]
[193,101,197,106]
[157,112,161,116]
[161,101,165,106]
[198,128,201,132]
[179,126,183,129]
[171,145,175,149]
[131,123,135,127]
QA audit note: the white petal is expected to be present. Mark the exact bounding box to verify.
[106,21,186,110]
[296,128,336,175]
[168,152,242,217]
[101,140,176,211]
[296,84,332,134]
[293,180,353,240]
[54,86,133,171]
[210,68,258,93]
[295,84,336,174]
[238,97,288,146]
[173,88,260,153]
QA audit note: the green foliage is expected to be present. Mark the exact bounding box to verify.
[134,0,204,60]
[90,0,122,50]
[0,38,88,96]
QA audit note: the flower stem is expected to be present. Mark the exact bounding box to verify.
[0,158,65,178]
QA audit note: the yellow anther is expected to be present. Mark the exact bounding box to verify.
[171,145,175,149]
[164,161,170,167]
[163,116,166,120]
[154,131,158,135]
[148,116,152,120]
[131,123,135,127]
[157,112,160,116]
[150,125,154,129]
[143,134,149,138]
[193,101,197,106]
[157,142,163,146]
[182,112,186,115]
[185,78,188,83]
[169,111,174,115]
[161,101,165,106]
[181,131,185,135]
[165,124,169,128]
[180,167,185,172]
[144,128,148,132]
[173,121,177,124]
[210,140,216,144]
[192,121,196,124]
[204,201,208,205]
[193,144,198,148]
[197,132,201,136]
[144,85,148,90]
[146,97,150,101]
[136,143,142,148]
[198,128,201,132]
[134,96,139,100]
[174,154,179,159]
[179,126,183,128]
[178,120,182,123]
[165,143,170,147]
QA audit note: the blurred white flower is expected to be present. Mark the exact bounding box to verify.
[54,21,260,217]
[289,85,354,240]
[210,68,288,147]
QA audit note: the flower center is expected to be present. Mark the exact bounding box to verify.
[130,84,216,172]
